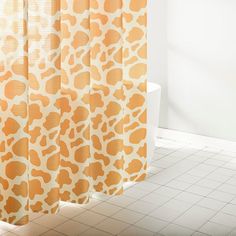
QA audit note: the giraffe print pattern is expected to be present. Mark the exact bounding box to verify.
[0,0,147,225]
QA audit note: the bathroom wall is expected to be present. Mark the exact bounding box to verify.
[148,0,236,142]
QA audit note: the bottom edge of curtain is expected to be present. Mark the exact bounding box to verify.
[0,173,147,226]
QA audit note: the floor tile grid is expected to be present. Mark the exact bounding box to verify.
[143,146,195,186]
[152,141,224,171]
[187,163,236,199]
[81,145,235,235]
[182,152,235,191]
[162,146,236,233]
[171,162,236,232]
[149,147,207,182]
[93,148,219,234]
[147,149,218,192]
[28,206,95,236]
[81,154,196,236]
[42,180,159,235]
[77,193,160,235]
[152,141,236,234]
[152,146,187,163]
[143,160,216,232]
[152,139,236,234]
[145,147,236,233]
[10,217,71,236]
[39,219,82,236]
[89,182,168,234]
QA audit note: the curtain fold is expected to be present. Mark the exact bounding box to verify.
[0,0,147,225]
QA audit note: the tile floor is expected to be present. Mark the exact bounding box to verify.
[1,137,236,236]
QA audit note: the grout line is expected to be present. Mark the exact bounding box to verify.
[143,146,235,234]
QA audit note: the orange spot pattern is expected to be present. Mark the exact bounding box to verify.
[0,0,147,225]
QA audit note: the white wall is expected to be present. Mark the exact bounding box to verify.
[148,0,236,142]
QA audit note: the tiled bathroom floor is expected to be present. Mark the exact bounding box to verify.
[1,137,236,236]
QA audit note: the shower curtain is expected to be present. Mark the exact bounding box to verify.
[0,0,147,225]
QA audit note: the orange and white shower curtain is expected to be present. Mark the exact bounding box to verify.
[0,0,147,225]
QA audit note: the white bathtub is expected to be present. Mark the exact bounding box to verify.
[147,82,161,163]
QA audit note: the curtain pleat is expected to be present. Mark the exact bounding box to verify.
[0,0,147,225]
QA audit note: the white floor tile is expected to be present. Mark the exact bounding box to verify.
[217,183,236,195]
[2,232,18,236]
[41,230,65,236]
[197,197,226,211]
[81,228,112,236]
[176,174,201,184]
[90,202,121,216]
[142,193,170,206]
[221,203,236,217]
[210,212,236,228]
[202,146,222,153]
[11,222,48,236]
[199,221,233,236]
[226,176,236,186]
[160,223,194,236]
[54,220,89,236]
[135,216,168,232]
[186,185,212,196]
[186,155,209,163]
[107,195,135,207]
[187,169,210,178]
[195,151,216,158]
[166,180,192,191]
[58,205,86,218]
[135,181,160,192]
[208,190,235,203]
[223,162,236,170]
[211,154,233,162]
[207,172,231,183]
[151,159,177,168]
[168,160,199,174]
[191,232,208,236]
[196,178,222,189]
[174,205,216,230]
[149,199,192,222]
[33,214,68,229]
[127,200,157,214]
[148,173,175,185]
[160,199,192,212]
[156,148,175,155]
[231,197,236,205]
[174,192,203,204]
[73,210,107,226]
[195,164,217,173]
[118,225,154,236]
[124,187,148,199]
[95,218,129,235]
[112,209,144,224]
[220,151,236,158]
[204,158,226,167]
[154,186,181,198]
